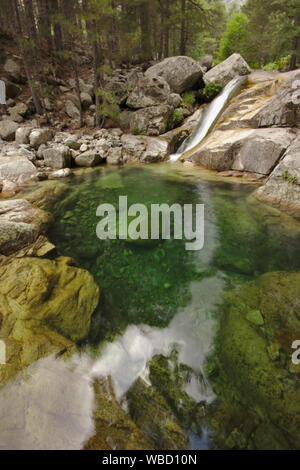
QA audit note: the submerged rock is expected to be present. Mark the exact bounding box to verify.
[214,271,300,449]
[0,256,99,387]
[127,378,189,450]
[85,377,154,450]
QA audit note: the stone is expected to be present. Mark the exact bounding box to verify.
[0,199,52,255]
[75,151,103,167]
[107,147,123,165]
[199,55,214,71]
[246,310,264,326]
[0,120,18,141]
[43,145,72,169]
[168,93,182,108]
[15,126,33,144]
[145,56,203,94]
[29,128,53,149]
[9,102,28,117]
[4,58,22,82]
[64,136,80,150]
[141,137,169,163]
[0,155,37,183]
[130,104,173,136]
[65,100,80,119]
[203,53,251,87]
[80,92,93,109]
[187,128,297,174]
[216,271,300,449]
[254,133,300,217]
[0,256,99,386]
[48,168,73,179]
[251,70,300,128]
[127,76,171,109]
[121,134,147,162]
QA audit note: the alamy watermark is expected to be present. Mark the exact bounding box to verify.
[96,196,204,251]
[292,340,300,365]
[0,340,6,365]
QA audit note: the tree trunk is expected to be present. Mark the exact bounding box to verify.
[13,0,42,115]
[139,0,152,61]
[51,0,63,51]
[180,0,186,55]
[24,0,38,44]
[163,0,170,58]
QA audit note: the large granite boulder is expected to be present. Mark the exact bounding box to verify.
[4,58,22,83]
[251,70,300,128]
[0,120,18,141]
[0,155,37,184]
[0,199,52,255]
[187,128,297,174]
[75,151,104,167]
[203,53,251,87]
[145,56,203,94]
[254,134,300,217]
[127,76,171,109]
[130,104,173,136]
[65,100,80,119]
[121,134,169,163]
[43,145,71,169]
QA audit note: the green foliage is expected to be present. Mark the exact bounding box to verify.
[281,169,298,184]
[203,83,222,100]
[218,13,248,61]
[97,88,120,122]
[263,56,291,71]
[169,108,184,129]
[182,92,196,107]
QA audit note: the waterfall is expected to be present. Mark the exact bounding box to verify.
[169,76,247,162]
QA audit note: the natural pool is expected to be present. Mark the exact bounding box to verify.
[1,163,300,450]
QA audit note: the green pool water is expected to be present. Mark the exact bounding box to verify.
[2,163,300,450]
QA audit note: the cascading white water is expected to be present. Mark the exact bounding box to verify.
[169,76,247,162]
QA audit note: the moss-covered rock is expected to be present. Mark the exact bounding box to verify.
[127,377,189,450]
[0,256,100,387]
[212,271,300,449]
[84,377,154,450]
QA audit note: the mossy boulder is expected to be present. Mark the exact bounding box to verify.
[127,377,189,450]
[0,256,100,387]
[84,377,154,450]
[214,271,300,449]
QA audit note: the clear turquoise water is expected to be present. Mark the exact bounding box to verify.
[1,164,300,450]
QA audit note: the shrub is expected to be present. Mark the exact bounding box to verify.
[169,108,184,129]
[203,83,222,101]
[182,92,196,107]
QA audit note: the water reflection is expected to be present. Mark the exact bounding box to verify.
[0,274,224,450]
